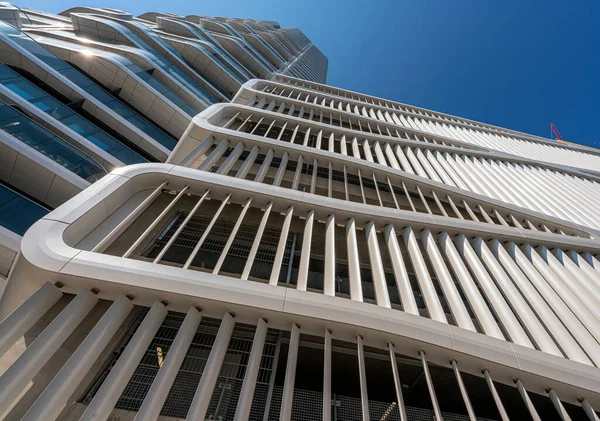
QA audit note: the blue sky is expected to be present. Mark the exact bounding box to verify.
[21,0,600,146]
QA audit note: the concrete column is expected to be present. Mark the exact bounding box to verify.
[389,343,408,421]
[279,324,300,421]
[22,296,133,421]
[234,318,268,421]
[93,181,168,253]
[492,240,591,365]
[296,210,315,291]
[187,313,235,420]
[365,221,391,308]
[438,232,502,339]
[213,198,252,273]
[419,351,442,421]
[457,235,531,347]
[483,370,510,421]
[270,207,294,285]
[0,289,98,416]
[80,301,168,421]
[0,282,62,358]
[134,307,201,421]
[582,399,600,421]
[357,335,370,421]
[217,142,245,175]
[473,237,558,355]
[515,379,541,421]
[404,227,446,323]
[549,390,572,421]
[153,190,210,263]
[235,145,259,179]
[273,152,289,186]
[255,149,274,183]
[179,136,215,167]
[324,214,336,296]
[451,360,476,421]
[291,155,303,190]
[123,186,190,258]
[323,329,332,421]
[183,194,231,269]
[422,230,474,331]
[242,203,273,280]
[346,218,363,302]
[198,138,229,171]
[384,225,418,315]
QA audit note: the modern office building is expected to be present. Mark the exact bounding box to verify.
[0,3,599,421]
[0,3,326,291]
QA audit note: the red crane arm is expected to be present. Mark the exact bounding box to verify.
[550,123,564,140]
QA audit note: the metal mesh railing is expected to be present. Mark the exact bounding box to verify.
[263,385,498,421]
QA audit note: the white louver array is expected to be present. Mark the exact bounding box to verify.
[1,75,600,421]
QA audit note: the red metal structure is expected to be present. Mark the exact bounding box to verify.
[550,123,564,140]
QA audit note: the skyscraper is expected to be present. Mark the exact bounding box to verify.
[0,4,599,421]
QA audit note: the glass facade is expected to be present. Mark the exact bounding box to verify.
[0,102,106,182]
[0,22,177,150]
[0,63,146,164]
[0,184,49,236]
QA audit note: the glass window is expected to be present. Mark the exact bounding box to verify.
[31,97,75,120]
[0,184,49,236]
[3,78,45,100]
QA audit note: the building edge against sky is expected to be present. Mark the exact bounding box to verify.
[0,3,600,421]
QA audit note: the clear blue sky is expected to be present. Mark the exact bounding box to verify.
[20,0,600,146]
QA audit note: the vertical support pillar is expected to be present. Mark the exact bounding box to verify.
[273,152,289,186]
[582,399,600,421]
[438,232,502,339]
[235,145,259,179]
[80,302,168,421]
[346,218,363,302]
[0,289,98,416]
[549,390,573,421]
[296,210,315,291]
[310,159,318,194]
[154,190,210,263]
[451,360,476,421]
[357,335,370,421]
[187,313,235,420]
[183,194,231,269]
[420,351,442,421]
[279,324,300,421]
[483,370,510,421]
[422,230,474,331]
[515,379,541,421]
[213,198,253,274]
[323,329,332,421]
[92,181,168,253]
[384,225,418,315]
[389,343,408,421]
[234,318,268,421]
[262,332,282,421]
[216,142,245,175]
[242,203,273,280]
[324,214,336,296]
[123,186,190,258]
[22,296,134,421]
[292,155,304,190]
[255,149,274,183]
[134,307,202,421]
[270,207,294,285]
[0,282,62,358]
[404,227,447,323]
[198,138,230,171]
[365,221,391,308]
